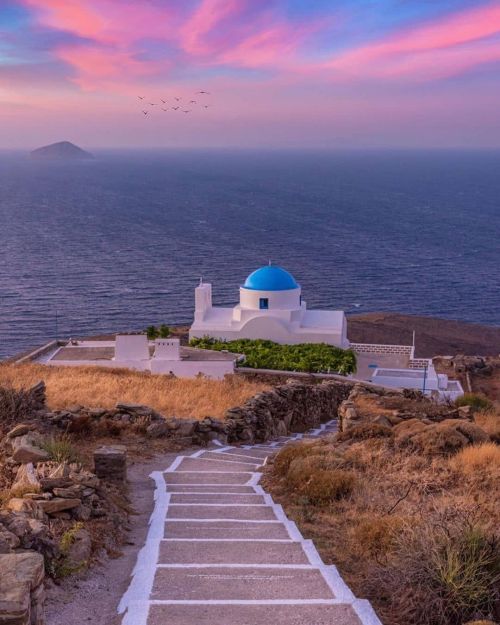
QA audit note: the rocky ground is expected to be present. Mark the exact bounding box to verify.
[347,312,500,357]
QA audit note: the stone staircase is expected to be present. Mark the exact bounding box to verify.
[118,420,382,625]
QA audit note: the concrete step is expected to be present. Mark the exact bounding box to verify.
[169,493,266,505]
[151,566,337,601]
[165,484,257,494]
[220,449,271,459]
[158,539,310,565]
[166,504,277,521]
[175,457,260,473]
[164,520,291,540]
[198,452,264,466]
[147,603,363,625]
[164,472,251,485]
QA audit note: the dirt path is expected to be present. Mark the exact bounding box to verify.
[116,423,382,625]
[44,450,193,625]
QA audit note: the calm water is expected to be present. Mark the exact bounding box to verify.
[0,149,499,359]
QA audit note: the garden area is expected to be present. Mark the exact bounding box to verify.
[189,337,357,375]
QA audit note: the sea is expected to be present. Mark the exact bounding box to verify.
[0,149,499,359]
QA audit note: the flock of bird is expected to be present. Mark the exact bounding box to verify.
[137,91,212,116]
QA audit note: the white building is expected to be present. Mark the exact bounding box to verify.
[371,363,464,401]
[189,265,349,348]
[38,336,239,379]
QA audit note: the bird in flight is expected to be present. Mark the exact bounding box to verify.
[174,97,182,101]
[182,110,191,113]
[161,108,168,111]
[149,102,157,106]
[160,99,167,104]
[172,106,180,110]
[142,110,148,115]
[197,91,211,95]
[203,105,211,108]
[189,100,197,104]
[137,96,145,100]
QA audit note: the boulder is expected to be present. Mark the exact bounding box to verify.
[11,435,49,464]
[146,422,169,438]
[1,514,31,539]
[6,499,44,520]
[73,504,91,521]
[12,463,40,491]
[175,420,196,438]
[0,552,45,625]
[37,498,81,515]
[0,578,30,625]
[52,485,83,498]
[0,526,20,553]
[39,477,73,492]
[6,424,32,439]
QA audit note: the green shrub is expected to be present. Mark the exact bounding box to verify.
[456,394,492,412]
[374,512,500,625]
[41,434,80,464]
[189,337,357,375]
[146,325,159,340]
[159,324,170,338]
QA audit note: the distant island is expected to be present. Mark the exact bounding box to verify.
[30,141,94,160]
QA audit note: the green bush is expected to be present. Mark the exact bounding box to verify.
[456,394,492,412]
[159,324,170,338]
[146,325,159,340]
[375,512,500,625]
[41,434,80,464]
[146,324,171,339]
[189,337,357,375]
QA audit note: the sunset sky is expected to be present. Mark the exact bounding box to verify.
[2,0,500,149]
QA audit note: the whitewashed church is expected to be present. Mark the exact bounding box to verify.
[189,265,349,348]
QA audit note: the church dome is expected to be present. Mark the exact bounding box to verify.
[243,266,299,291]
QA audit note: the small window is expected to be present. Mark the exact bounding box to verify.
[259,298,269,310]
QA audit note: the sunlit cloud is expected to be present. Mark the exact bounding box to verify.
[2,0,500,148]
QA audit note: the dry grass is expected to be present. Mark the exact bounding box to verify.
[450,443,500,478]
[265,424,500,625]
[475,407,500,443]
[0,363,270,419]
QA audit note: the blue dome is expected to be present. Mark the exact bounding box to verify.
[243,266,299,291]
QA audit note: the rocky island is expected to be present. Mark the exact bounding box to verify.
[30,141,93,160]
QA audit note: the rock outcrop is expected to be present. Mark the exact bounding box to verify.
[337,383,492,455]
[0,552,45,625]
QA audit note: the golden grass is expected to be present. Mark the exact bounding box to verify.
[265,423,500,625]
[474,407,500,442]
[450,442,500,477]
[0,363,270,420]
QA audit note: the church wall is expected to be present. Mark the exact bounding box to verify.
[239,287,301,311]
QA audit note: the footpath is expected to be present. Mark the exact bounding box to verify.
[118,420,382,625]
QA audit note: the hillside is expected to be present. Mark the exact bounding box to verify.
[348,312,500,357]
[30,141,94,160]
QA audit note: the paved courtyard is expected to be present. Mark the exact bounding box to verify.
[118,423,382,625]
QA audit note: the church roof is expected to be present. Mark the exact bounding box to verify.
[243,265,299,291]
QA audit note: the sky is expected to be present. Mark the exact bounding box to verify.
[1,0,500,149]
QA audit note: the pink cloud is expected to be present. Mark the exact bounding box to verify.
[218,24,302,68]
[56,44,163,91]
[179,0,244,55]
[326,1,500,80]
[21,0,176,45]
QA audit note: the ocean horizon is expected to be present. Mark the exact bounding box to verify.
[1,148,499,359]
